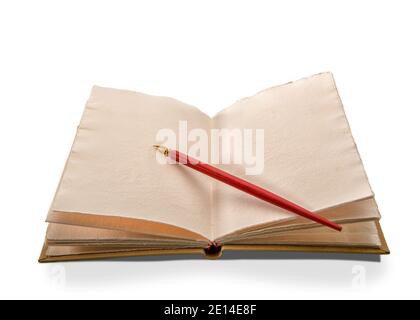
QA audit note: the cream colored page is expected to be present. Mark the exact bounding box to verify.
[47,223,195,242]
[218,198,380,241]
[212,73,374,239]
[50,86,213,239]
[228,221,382,247]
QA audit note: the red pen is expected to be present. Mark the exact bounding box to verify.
[154,145,342,232]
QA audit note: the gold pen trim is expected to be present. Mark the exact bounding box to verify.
[153,144,169,157]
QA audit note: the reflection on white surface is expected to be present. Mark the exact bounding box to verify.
[44,252,388,298]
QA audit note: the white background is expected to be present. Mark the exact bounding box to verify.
[0,0,419,299]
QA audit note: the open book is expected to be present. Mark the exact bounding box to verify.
[39,72,389,262]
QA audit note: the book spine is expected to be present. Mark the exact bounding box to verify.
[204,241,223,258]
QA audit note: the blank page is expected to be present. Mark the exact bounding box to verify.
[212,73,374,238]
[49,86,213,239]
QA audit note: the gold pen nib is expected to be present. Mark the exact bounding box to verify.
[153,145,169,156]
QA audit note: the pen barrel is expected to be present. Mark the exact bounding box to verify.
[169,150,342,232]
